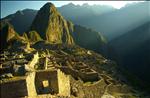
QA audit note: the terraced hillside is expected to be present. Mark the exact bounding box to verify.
[0,42,147,98]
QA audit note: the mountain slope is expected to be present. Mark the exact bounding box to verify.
[107,21,150,83]
[30,3,74,44]
[73,25,106,54]
[1,9,37,34]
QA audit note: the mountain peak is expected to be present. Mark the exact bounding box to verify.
[44,2,54,6]
[30,2,74,44]
[41,2,57,13]
[15,10,24,16]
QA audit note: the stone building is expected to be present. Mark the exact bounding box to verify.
[35,69,70,96]
[0,69,70,98]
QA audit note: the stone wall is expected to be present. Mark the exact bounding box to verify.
[28,52,39,69]
[1,69,70,97]
[26,72,37,97]
[59,67,79,79]
[0,73,37,98]
[59,67,99,82]
[57,69,70,96]
[0,77,28,98]
[35,70,58,94]
[79,71,99,82]
[70,77,107,98]
[35,69,70,96]
[83,79,107,98]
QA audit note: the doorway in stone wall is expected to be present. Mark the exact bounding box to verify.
[35,70,58,95]
[38,80,54,94]
[42,80,50,93]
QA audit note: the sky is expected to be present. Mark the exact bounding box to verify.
[0,1,144,18]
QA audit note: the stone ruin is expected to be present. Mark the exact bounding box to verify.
[0,51,71,98]
[0,69,70,98]
[0,50,102,98]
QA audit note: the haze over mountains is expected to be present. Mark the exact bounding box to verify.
[1,1,150,90]
[60,2,149,41]
[1,2,149,40]
[107,21,150,83]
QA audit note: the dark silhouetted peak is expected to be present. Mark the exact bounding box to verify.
[40,2,57,14]
[15,10,24,16]
[22,9,37,14]
[44,2,55,7]
[30,2,74,44]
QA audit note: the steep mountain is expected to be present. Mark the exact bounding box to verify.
[1,4,105,53]
[107,22,150,84]
[30,3,74,44]
[0,3,116,36]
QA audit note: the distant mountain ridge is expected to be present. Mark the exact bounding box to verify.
[64,2,149,41]
[58,3,116,23]
[1,2,149,41]
[1,9,37,34]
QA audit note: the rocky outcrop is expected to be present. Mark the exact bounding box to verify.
[30,3,74,44]
[0,22,18,50]
[27,31,43,43]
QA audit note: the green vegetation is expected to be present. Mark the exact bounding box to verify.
[28,31,43,43]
